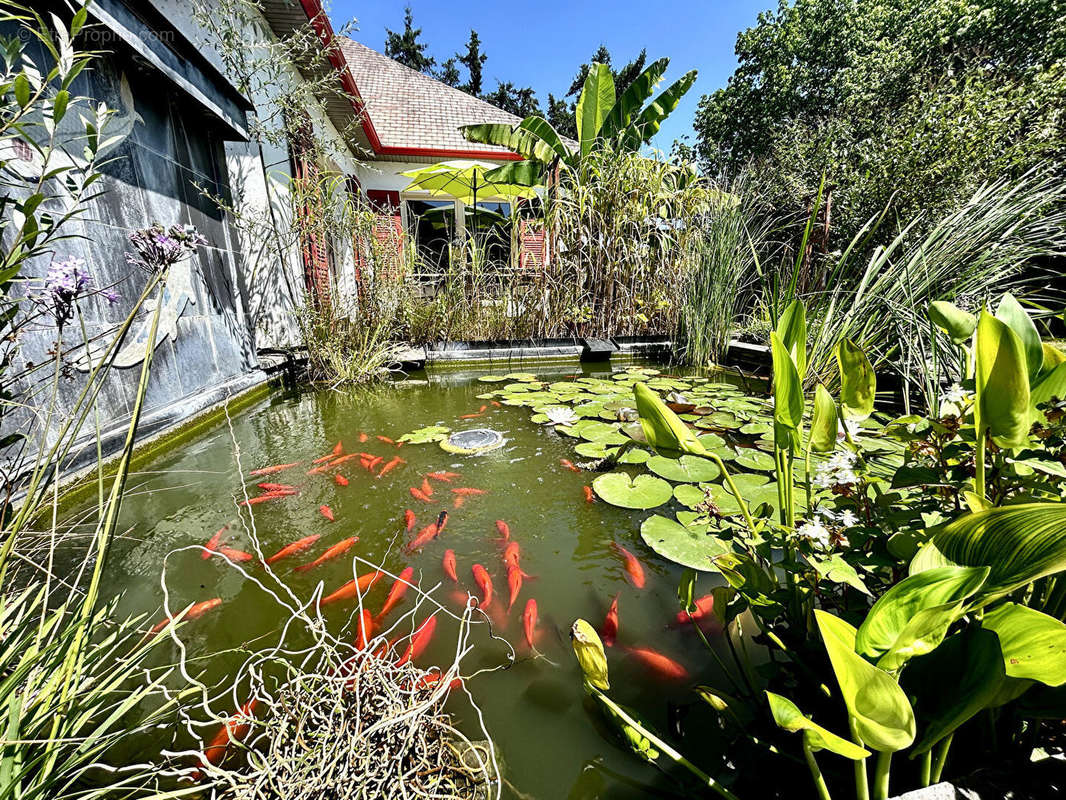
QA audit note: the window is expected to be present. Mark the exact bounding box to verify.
[404,198,456,275]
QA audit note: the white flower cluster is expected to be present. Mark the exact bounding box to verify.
[813,450,859,488]
[941,383,971,407]
[795,507,858,549]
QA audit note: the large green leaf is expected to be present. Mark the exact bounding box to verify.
[995,293,1043,379]
[855,566,989,671]
[599,58,668,141]
[775,299,807,380]
[982,602,1066,686]
[814,610,916,752]
[576,62,615,158]
[483,159,545,187]
[928,301,977,344]
[622,70,698,150]
[770,332,803,431]
[640,514,731,571]
[645,454,720,483]
[974,311,1030,449]
[809,384,838,452]
[633,382,706,456]
[906,627,1006,754]
[909,503,1066,605]
[836,339,875,421]
[766,692,870,760]
[1030,362,1066,424]
[592,472,673,509]
[461,116,571,165]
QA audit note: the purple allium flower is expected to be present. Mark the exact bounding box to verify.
[32,256,93,326]
[100,288,120,305]
[125,222,209,273]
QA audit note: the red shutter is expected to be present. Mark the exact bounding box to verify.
[365,190,404,281]
[289,120,332,308]
[518,218,547,270]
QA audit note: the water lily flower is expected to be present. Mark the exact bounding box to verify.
[795,518,831,548]
[941,383,970,407]
[542,406,578,426]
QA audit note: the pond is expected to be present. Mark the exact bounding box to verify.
[83,361,787,798]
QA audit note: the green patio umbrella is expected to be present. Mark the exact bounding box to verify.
[400,160,537,210]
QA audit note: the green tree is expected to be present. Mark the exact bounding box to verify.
[436,57,460,87]
[482,81,542,117]
[457,29,488,96]
[694,0,1066,246]
[384,5,436,73]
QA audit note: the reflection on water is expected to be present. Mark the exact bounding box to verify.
[78,361,760,798]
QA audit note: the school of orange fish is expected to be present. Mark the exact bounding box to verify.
[163,405,717,772]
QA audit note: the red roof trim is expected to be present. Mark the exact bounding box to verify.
[296,0,521,162]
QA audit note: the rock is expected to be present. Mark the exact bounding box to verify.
[891,782,963,800]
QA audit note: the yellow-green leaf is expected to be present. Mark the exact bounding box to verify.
[928,301,977,344]
[983,602,1066,686]
[775,299,807,380]
[766,691,870,760]
[814,610,916,752]
[809,384,838,452]
[571,619,609,690]
[995,293,1043,379]
[633,383,706,456]
[974,311,1030,449]
[771,332,803,431]
[836,338,875,421]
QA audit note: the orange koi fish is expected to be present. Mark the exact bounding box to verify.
[410,487,432,503]
[378,456,404,477]
[478,405,488,413]
[331,441,343,456]
[491,401,502,408]
[293,536,358,572]
[354,608,375,651]
[376,567,415,621]
[238,493,290,507]
[603,593,620,647]
[523,598,538,649]
[215,546,253,562]
[420,477,434,497]
[312,449,337,465]
[149,598,222,635]
[321,570,384,606]
[201,698,258,768]
[442,549,458,582]
[626,646,689,681]
[406,522,439,553]
[257,483,295,492]
[506,563,522,610]
[560,459,580,473]
[471,564,493,608]
[202,525,228,560]
[495,519,510,542]
[376,435,395,445]
[334,474,349,487]
[502,542,533,578]
[358,432,368,443]
[611,542,646,589]
[428,471,461,482]
[436,510,448,533]
[266,534,321,565]
[306,463,335,475]
[404,509,417,532]
[415,669,463,691]
[451,487,486,496]
[319,505,335,522]
[677,594,715,624]
[248,462,300,477]
[396,614,437,666]
[364,456,383,472]
[583,485,595,503]
[329,453,361,467]
[459,412,483,419]
[453,496,465,509]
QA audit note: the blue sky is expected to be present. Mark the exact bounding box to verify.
[329,1,774,153]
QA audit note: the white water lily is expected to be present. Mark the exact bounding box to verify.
[796,518,831,548]
[814,450,859,488]
[542,406,578,426]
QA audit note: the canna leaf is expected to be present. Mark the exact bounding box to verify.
[974,311,1030,449]
[836,338,876,421]
[995,293,1043,379]
[766,691,870,760]
[855,566,989,671]
[909,503,1066,606]
[809,384,838,452]
[1030,362,1066,424]
[633,383,706,456]
[814,610,916,752]
[770,332,803,431]
[775,299,807,380]
[928,301,977,344]
[982,602,1066,686]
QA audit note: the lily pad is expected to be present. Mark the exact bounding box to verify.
[578,421,629,445]
[736,449,777,472]
[646,454,721,483]
[477,375,507,383]
[727,472,772,492]
[592,472,673,510]
[617,447,651,465]
[673,483,712,508]
[574,441,617,459]
[399,425,451,444]
[740,421,773,435]
[504,373,540,382]
[697,432,727,450]
[641,514,732,571]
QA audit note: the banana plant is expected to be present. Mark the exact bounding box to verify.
[460,59,697,186]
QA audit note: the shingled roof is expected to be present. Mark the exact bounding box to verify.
[337,39,524,161]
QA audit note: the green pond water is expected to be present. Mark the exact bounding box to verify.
[89,360,771,798]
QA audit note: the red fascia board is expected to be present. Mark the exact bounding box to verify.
[296,0,524,164]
